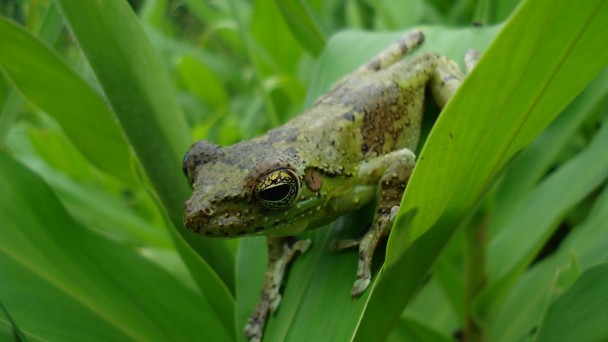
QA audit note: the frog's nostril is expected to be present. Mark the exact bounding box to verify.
[203,206,215,216]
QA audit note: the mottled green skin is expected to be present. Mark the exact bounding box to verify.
[183,53,439,238]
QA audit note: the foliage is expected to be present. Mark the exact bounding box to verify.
[1,0,607,341]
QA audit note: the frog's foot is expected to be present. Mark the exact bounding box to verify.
[389,205,400,223]
[330,205,399,253]
[351,214,393,297]
[329,205,398,253]
[329,222,386,297]
[244,237,311,342]
[351,206,400,296]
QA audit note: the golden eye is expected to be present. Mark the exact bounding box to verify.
[253,169,300,210]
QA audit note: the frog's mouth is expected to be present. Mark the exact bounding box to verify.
[184,200,243,238]
[184,196,319,238]
[183,195,271,238]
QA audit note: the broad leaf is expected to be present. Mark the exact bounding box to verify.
[54,0,236,331]
[475,110,608,321]
[0,17,135,186]
[0,152,231,341]
[536,262,608,342]
[357,0,608,339]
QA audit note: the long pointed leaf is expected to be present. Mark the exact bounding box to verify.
[0,152,231,341]
[536,262,608,342]
[54,0,236,333]
[356,0,608,339]
[0,17,135,186]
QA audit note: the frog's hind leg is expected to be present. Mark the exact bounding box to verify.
[244,236,311,342]
[356,30,425,74]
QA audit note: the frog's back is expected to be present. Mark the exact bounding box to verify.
[284,54,434,170]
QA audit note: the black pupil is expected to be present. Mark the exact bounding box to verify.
[259,184,291,202]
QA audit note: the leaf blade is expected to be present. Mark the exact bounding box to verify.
[356,0,608,340]
[0,152,232,341]
[54,0,236,333]
[0,17,135,185]
[535,262,608,342]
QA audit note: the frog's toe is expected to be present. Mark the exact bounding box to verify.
[351,277,371,297]
[389,206,400,223]
[293,238,312,254]
[329,238,361,252]
[464,49,481,73]
[269,293,282,314]
[244,321,262,342]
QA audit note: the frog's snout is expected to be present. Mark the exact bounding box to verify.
[184,198,215,229]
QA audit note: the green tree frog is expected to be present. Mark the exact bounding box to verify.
[182,30,479,341]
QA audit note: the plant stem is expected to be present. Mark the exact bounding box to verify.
[464,212,489,342]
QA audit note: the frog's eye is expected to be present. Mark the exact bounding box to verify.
[253,169,300,210]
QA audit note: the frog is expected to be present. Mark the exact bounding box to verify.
[182,30,479,341]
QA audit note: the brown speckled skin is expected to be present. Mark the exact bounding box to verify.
[183,52,439,238]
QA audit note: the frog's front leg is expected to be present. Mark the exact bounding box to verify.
[244,236,311,341]
[331,149,416,296]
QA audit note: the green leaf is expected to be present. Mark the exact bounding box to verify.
[490,68,608,231]
[357,0,608,340]
[388,316,453,342]
[0,152,231,341]
[476,112,608,318]
[54,0,235,333]
[274,0,326,56]
[251,1,304,75]
[547,256,582,302]
[177,55,228,107]
[0,2,63,146]
[535,262,608,342]
[0,17,136,186]
[490,168,608,341]
[0,302,26,342]
[474,111,608,322]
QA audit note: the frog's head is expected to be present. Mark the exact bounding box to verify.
[182,140,321,238]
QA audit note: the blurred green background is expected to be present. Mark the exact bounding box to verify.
[1,0,607,341]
